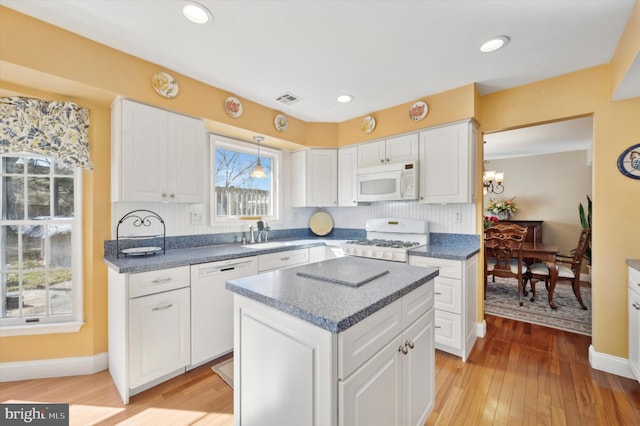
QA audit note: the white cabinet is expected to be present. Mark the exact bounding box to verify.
[339,292,434,426]
[129,286,191,389]
[409,254,478,361]
[338,146,358,206]
[111,98,206,203]
[357,133,419,168]
[108,266,191,404]
[291,149,338,207]
[309,245,345,263]
[629,266,640,382]
[419,120,477,204]
[233,281,435,426]
[258,248,309,272]
[190,258,258,367]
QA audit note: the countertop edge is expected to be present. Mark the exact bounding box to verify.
[627,259,640,272]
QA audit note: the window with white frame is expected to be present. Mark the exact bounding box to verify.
[211,135,281,222]
[0,154,83,331]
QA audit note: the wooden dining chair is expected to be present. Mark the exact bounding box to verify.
[526,228,591,310]
[484,224,529,306]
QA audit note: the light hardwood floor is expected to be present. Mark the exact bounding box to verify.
[1,316,639,425]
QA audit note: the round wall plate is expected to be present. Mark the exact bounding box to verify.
[225,97,243,118]
[361,116,376,134]
[275,114,288,132]
[617,143,640,179]
[409,101,428,121]
[151,72,179,98]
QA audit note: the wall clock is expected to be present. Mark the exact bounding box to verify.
[617,143,640,180]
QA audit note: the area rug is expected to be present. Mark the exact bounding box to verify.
[484,277,592,336]
[211,358,234,388]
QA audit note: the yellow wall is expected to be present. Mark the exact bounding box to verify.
[611,1,640,96]
[480,66,640,358]
[1,4,639,364]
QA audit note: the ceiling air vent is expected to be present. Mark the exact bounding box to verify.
[275,92,303,105]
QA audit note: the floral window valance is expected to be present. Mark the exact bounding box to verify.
[0,96,93,169]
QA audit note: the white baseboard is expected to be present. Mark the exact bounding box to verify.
[589,345,635,380]
[0,352,108,382]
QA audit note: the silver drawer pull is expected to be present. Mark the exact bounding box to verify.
[151,277,173,284]
[280,257,290,261]
[152,304,173,311]
[435,292,442,296]
[406,340,415,349]
[435,325,442,329]
[633,302,640,310]
[399,344,409,355]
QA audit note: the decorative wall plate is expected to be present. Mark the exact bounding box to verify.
[225,97,243,118]
[151,72,179,98]
[617,143,640,180]
[361,116,376,134]
[274,114,288,132]
[409,101,428,121]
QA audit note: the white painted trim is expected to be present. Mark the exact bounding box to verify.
[476,320,487,338]
[0,321,84,337]
[588,344,635,380]
[0,352,108,382]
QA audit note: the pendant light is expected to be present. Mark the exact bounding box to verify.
[251,136,267,178]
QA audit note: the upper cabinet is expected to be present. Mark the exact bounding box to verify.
[419,120,477,204]
[291,149,338,207]
[338,146,358,206]
[111,98,206,203]
[357,133,419,168]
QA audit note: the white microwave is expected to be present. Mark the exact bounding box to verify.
[355,161,418,202]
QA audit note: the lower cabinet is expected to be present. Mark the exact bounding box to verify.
[409,254,478,361]
[234,281,435,426]
[629,266,640,382]
[339,308,434,426]
[108,266,191,404]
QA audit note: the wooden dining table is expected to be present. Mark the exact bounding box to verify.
[522,242,560,309]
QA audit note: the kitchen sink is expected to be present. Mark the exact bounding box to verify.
[242,242,289,250]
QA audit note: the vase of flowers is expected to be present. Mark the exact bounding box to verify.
[487,197,518,220]
[484,216,499,229]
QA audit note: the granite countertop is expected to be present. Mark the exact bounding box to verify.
[104,238,343,274]
[409,243,480,260]
[226,256,439,333]
[627,259,640,272]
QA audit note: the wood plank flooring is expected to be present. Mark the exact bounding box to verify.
[1,316,639,425]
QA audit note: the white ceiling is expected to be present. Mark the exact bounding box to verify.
[1,0,636,125]
[483,116,593,160]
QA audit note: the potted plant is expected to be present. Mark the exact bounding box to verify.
[578,195,592,272]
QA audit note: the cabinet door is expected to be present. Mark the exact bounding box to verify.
[629,287,640,381]
[120,100,168,202]
[307,149,337,207]
[386,133,419,164]
[166,112,205,203]
[290,150,306,207]
[357,140,386,167]
[339,334,403,426]
[338,146,358,206]
[419,121,475,204]
[129,287,190,389]
[403,309,435,426]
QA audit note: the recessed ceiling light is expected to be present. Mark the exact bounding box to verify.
[480,36,510,53]
[337,94,354,103]
[182,1,213,24]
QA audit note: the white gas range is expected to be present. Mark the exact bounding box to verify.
[341,218,429,263]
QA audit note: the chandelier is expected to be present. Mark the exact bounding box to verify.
[483,170,504,194]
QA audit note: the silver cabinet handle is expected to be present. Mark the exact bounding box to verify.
[406,340,415,349]
[170,193,175,198]
[633,302,640,310]
[161,193,167,198]
[435,292,442,296]
[280,256,290,261]
[398,344,409,355]
[152,304,173,311]
[151,277,173,284]
[435,325,442,329]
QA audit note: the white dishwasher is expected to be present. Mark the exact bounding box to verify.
[190,257,258,367]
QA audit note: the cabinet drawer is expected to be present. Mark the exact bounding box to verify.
[258,248,309,272]
[402,283,433,329]
[129,266,190,298]
[434,277,462,314]
[409,256,461,279]
[630,267,640,298]
[434,310,462,351]
[338,300,402,380]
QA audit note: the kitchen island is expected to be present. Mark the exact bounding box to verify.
[226,256,439,426]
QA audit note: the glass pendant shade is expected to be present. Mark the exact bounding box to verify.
[251,159,267,178]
